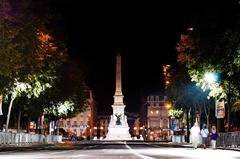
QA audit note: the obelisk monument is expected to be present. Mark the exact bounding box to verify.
[105,53,132,140]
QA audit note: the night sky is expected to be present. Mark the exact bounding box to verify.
[47,0,228,113]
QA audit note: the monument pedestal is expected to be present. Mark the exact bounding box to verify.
[105,126,131,140]
[105,114,131,140]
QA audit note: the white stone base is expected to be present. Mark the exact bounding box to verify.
[105,126,132,140]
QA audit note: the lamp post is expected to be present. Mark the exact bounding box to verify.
[165,103,172,140]
[100,126,103,139]
[204,72,223,132]
[140,126,145,140]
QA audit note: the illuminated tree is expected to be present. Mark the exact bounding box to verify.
[176,24,240,131]
[163,64,172,87]
[0,0,86,133]
[165,63,213,141]
[0,1,61,131]
[168,109,184,119]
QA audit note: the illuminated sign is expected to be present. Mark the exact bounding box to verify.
[215,100,225,118]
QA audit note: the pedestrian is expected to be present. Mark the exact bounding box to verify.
[190,121,201,149]
[209,125,218,149]
[200,124,209,149]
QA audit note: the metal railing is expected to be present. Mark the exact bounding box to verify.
[0,132,62,145]
[217,131,240,147]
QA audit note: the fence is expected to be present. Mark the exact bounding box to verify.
[0,132,62,145]
[217,131,240,147]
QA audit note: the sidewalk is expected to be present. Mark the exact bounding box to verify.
[217,146,240,151]
[0,143,66,152]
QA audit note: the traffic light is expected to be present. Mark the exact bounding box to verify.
[163,64,171,87]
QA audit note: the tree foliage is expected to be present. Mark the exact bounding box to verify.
[168,109,184,119]
[0,0,86,130]
[176,27,240,106]
[166,63,208,109]
[175,9,240,130]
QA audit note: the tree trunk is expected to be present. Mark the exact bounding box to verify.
[40,115,44,134]
[186,108,190,143]
[6,97,14,132]
[227,82,231,132]
[17,109,21,133]
[198,104,202,126]
[0,95,3,115]
[190,108,194,127]
[13,113,17,128]
[0,115,3,129]
[203,101,211,129]
[35,118,39,134]
[27,117,31,133]
[52,120,56,135]
[56,120,59,136]
[207,101,211,129]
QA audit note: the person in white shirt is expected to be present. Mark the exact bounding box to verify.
[200,124,209,149]
[190,121,201,149]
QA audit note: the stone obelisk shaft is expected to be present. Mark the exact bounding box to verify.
[115,54,122,95]
[114,54,124,104]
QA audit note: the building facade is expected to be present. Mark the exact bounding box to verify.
[58,89,96,140]
[142,95,170,140]
[96,112,111,139]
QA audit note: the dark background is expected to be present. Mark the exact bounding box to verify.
[46,0,228,113]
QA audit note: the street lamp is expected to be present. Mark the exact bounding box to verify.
[166,103,171,110]
[134,126,137,137]
[204,72,219,84]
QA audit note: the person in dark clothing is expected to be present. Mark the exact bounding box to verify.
[209,125,218,149]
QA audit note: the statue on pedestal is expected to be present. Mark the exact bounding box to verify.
[115,114,122,125]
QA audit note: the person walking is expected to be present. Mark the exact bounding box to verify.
[209,125,218,149]
[200,124,209,149]
[190,121,201,149]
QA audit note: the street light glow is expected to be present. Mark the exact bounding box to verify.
[166,104,171,109]
[204,72,218,84]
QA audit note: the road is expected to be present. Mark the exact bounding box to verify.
[0,141,239,159]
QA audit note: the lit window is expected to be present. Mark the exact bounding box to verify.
[151,110,153,114]
[156,110,159,114]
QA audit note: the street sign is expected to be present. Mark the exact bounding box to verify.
[215,100,225,118]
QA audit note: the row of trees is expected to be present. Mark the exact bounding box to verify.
[166,2,240,133]
[0,0,86,133]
